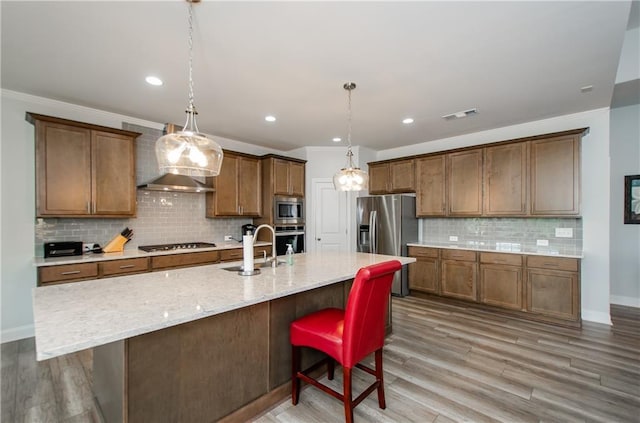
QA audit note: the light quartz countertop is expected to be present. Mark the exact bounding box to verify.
[32,241,272,267]
[32,251,415,361]
[407,241,582,259]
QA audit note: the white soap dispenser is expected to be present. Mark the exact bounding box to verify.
[286,244,294,265]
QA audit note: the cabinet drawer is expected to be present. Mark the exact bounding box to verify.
[39,262,98,284]
[442,249,477,262]
[527,256,578,272]
[480,252,522,266]
[220,246,273,262]
[151,251,220,270]
[100,258,149,277]
[408,246,438,258]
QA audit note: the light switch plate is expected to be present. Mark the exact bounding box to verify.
[536,239,549,246]
[555,228,573,238]
[449,235,458,242]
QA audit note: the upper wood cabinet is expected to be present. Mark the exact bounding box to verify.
[447,150,483,216]
[483,143,528,216]
[206,151,261,217]
[273,158,305,197]
[368,159,415,194]
[530,134,581,216]
[415,155,446,216]
[28,113,140,218]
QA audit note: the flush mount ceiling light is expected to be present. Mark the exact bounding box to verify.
[332,137,342,142]
[333,82,368,192]
[442,108,478,121]
[265,115,277,122]
[402,118,414,124]
[155,0,223,178]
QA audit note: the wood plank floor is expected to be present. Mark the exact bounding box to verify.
[2,297,638,422]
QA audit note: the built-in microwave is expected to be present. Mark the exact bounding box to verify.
[274,196,304,224]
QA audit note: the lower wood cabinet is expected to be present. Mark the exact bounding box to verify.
[220,245,272,262]
[526,256,579,321]
[408,246,581,326]
[39,262,99,285]
[440,249,478,301]
[150,251,221,270]
[407,246,439,294]
[100,258,149,277]
[479,252,523,310]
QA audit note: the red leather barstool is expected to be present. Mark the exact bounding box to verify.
[290,260,402,423]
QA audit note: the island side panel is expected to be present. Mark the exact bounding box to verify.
[93,340,126,423]
[126,303,269,423]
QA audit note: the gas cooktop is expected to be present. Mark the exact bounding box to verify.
[138,242,216,253]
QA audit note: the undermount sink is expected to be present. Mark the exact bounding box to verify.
[221,260,285,272]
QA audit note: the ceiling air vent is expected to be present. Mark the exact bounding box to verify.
[442,108,478,120]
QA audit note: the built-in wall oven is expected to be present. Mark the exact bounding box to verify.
[275,225,305,255]
[274,196,304,225]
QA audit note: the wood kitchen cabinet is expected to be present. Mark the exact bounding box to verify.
[368,159,415,194]
[448,149,483,216]
[273,158,305,197]
[407,246,440,294]
[530,134,581,216]
[206,151,261,217]
[38,262,99,285]
[220,245,273,262]
[526,256,580,322]
[479,252,523,310]
[483,143,528,216]
[440,249,478,301]
[415,155,447,216]
[28,113,140,218]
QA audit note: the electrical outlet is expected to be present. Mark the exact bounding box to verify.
[536,239,549,247]
[449,235,458,242]
[555,228,573,238]
[224,235,233,241]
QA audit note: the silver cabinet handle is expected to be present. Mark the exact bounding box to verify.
[119,264,135,269]
[87,202,91,213]
[61,270,81,275]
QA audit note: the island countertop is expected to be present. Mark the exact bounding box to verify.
[33,251,415,361]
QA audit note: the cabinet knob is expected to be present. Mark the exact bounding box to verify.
[317,238,321,241]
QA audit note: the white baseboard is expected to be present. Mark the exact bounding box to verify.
[582,309,612,325]
[1,324,34,343]
[610,295,640,308]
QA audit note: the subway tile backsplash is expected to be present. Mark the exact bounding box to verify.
[34,123,250,256]
[420,217,582,256]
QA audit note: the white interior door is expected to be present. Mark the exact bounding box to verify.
[312,179,348,252]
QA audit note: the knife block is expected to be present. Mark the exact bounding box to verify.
[103,234,128,253]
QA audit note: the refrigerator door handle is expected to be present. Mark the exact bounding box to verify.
[370,210,377,254]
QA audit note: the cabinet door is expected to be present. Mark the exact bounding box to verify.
[368,163,389,194]
[416,155,446,216]
[448,150,483,216]
[480,264,523,310]
[389,159,415,193]
[484,143,527,216]
[209,154,240,216]
[36,121,92,216]
[273,159,291,195]
[92,131,136,216]
[409,256,439,294]
[441,259,477,301]
[238,156,262,216]
[530,135,580,215]
[289,162,305,197]
[526,268,579,321]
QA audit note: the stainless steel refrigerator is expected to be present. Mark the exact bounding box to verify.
[356,195,418,296]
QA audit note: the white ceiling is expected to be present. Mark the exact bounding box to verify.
[1,1,633,151]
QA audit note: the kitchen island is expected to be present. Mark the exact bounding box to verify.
[32,251,414,422]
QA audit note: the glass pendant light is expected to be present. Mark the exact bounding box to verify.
[156,0,223,177]
[333,82,369,191]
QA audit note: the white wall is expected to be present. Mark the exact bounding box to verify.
[610,103,640,307]
[375,108,614,324]
[0,90,283,342]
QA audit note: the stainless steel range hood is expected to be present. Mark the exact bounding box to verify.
[137,174,214,193]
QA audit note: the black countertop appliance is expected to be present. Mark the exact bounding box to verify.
[241,224,257,236]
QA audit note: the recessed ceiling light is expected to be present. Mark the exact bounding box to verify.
[402,118,414,124]
[265,115,276,122]
[332,137,342,142]
[145,76,163,86]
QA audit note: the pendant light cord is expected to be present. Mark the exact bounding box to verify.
[187,0,195,112]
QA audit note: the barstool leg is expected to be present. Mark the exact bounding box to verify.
[327,357,335,380]
[375,348,386,409]
[343,366,354,423]
[291,345,301,405]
